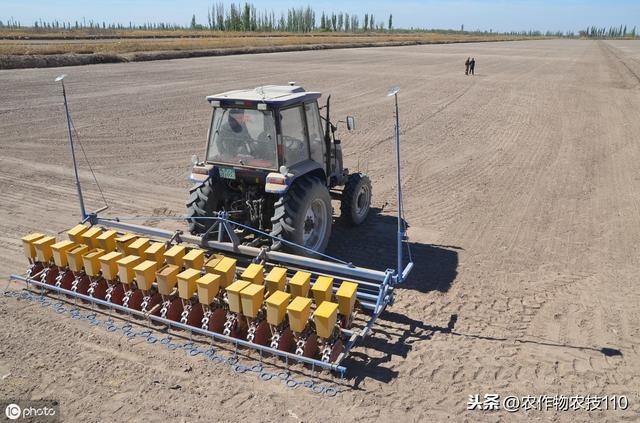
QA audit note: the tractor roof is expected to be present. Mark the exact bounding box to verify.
[206,85,321,108]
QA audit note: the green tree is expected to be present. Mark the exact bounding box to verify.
[217,2,225,30]
[242,3,250,31]
[388,14,392,30]
[278,12,285,31]
[190,14,197,29]
[251,5,258,31]
[364,13,368,31]
[351,15,359,31]
[304,6,314,32]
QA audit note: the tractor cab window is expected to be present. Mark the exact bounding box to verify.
[305,101,324,164]
[207,108,277,169]
[279,106,309,166]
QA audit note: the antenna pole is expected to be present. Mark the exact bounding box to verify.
[392,92,403,281]
[57,76,87,220]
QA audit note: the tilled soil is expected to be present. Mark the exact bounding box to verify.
[1,39,639,422]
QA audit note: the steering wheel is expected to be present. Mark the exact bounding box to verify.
[257,131,272,144]
[283,136,303,151]
[220,135,250,157]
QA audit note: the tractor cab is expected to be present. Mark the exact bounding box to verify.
[188,85,369,255]
[191,85,337,186]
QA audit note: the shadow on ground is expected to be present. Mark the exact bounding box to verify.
[327,207,460,293]
[331,210,623,387]
[346,312,459,388]
[326,207,462,386]
[345,310,623,387]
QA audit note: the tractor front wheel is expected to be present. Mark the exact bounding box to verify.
[341,173,372,225]
[271,176,332,256]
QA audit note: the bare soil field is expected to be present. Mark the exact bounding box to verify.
[1,39,639,421]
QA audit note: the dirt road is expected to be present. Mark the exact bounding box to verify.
[1,39,639,421]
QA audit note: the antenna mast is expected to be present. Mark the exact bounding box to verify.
[55,74,87,220]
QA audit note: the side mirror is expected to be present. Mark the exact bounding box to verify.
[346,116,355,131]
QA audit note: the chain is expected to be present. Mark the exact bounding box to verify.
[222,313,234,336]
[140,295,151,313]
[40,268,50,284]
[160,299,171,318]
[246,322,256,343]
[270,332,280,349]
[3,289,346,396]
[54,272,64,288]
[87,280,98,297]
[70,276,80,293]
[122,289,133,308]
[321,344,332,363]
[201,309,212,329]
[105,286,114,303]
[295,337,306,356]
[180,303,192,324]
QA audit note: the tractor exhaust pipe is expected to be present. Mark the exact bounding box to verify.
[324,95,332,181]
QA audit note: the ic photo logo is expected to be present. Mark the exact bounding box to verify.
[3,401,59,421]
[5,403,20,420]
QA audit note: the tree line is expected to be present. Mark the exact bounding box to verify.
[0,4,637,39]
[0,3,394,33]
[0,16,182,31]
[201,2,392,32]
[580,25,637,39]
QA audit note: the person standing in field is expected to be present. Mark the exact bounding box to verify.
[465,57,470,75]
[469,58,476,75]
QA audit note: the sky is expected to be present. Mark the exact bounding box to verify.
[2,0,639,33]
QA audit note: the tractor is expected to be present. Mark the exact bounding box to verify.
[187,84,372,255]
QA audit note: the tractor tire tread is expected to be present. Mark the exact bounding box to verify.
[186,177,222,235]
[271,176,331,256]
[341,173,372,226]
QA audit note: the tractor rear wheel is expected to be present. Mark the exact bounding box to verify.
[341,173,372,225]
[186,177,223,235]
[271,176,332,256]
